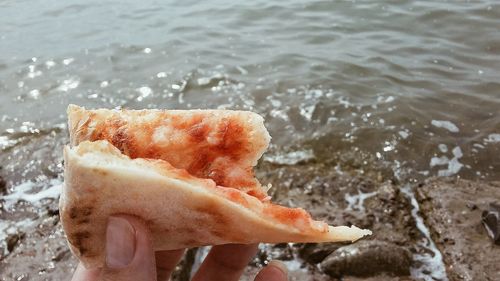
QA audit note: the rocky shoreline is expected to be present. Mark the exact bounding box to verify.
[1,163,499,280]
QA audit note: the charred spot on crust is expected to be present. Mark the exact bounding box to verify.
[78,218,90,224]
[195,203,229,225]
[69,206,93,220]
[70,231,92,256]
[91,168,108,176]
[209,228,245,242]
[194,201,229,224]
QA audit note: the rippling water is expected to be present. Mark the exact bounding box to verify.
[0,0,499,279]
[1,0,499,184]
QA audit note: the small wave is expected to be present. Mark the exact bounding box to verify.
[401,185,449,281]
[431,120,459,133]
[484,133,500,143]
[345,191,377,213]
[2,178,62,210]
[264,149,315,165]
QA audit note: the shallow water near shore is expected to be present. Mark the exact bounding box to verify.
[1,0,499,280]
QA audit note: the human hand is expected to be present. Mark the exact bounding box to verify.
[71,215,288,281]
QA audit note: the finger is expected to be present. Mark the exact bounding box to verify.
[192,243,259,281]
[254,261,288,281]
[71,263,101,281]
[155,249,185,281]
[100,215,156,281]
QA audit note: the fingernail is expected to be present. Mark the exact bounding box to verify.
[106,216,136,268]
[269,260,288,277]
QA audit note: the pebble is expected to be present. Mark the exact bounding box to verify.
[320,240,411,277]
[299,243,342,264]
[482,203,500,245]
[0,174,6,194]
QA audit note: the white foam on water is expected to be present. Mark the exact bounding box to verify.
[269,108,289,121]
[437,146,463,177]
[338,96,351,108]
[484,133,500,143]
[156,72,167,78]
[430,156,449,167]
[27,64,43,78]
[431,120,459,133]
[57,77,80,92]
[299,103,316,121]
[2,178,62,210]
[236,65,248,75]
[62,57,75,65]
[376,95,395,103]
[438,144,448,153]
[197,77,211,86]
[401,185,449,281]
[398,130,409,139]
[0,135,19,150]
[383,141,395,152]
[282,243,308,272]
[345,191,377,212]
[136,86,153,101]
[304,89,324,100]
[282,258,305,272]
[198,73,226,87]
[473,143,485,149]
[264,149,315,165]
[45,60,56,69]
[430,146,464,177]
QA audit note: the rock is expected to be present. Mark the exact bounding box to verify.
[343,276,414,281]
[320,240,411,278]
[254,243,295,268]
[482,203,500,244]
[46,205,60,217]
[0,218,78,281]
[52,248,70,262]
[298,243,342,264]
[0,174,6,194]
[171,248,197,281]
[416,178,500,281]
[6,233,23,252]
[267,243,294,261]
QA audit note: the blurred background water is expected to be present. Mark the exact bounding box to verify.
[0,0,499,279]
[1,0,499,185]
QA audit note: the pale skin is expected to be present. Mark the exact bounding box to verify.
[71,215,288,281]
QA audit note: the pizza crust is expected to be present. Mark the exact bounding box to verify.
[61,141,371,269]
[61,105,371,269]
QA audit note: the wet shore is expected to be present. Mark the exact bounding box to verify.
[1,159,498,281]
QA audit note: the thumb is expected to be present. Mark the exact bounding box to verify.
[100,215,156,281]
[254,260,288,281]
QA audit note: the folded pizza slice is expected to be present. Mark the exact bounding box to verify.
[61,105,371,269]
